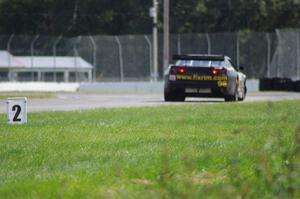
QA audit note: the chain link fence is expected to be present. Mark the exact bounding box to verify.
[0,29,299,82]
[270,29,300,79]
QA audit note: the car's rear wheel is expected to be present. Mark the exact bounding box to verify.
[224,88,238,102]
[224,94,237,102]
[238,85,247,101]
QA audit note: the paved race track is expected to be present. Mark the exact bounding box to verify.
[1,92,300,113]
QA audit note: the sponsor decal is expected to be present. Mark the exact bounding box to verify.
[217,81,228,87]
[176,75,228,81]
[169,75,176,81]
[175,75,228,87]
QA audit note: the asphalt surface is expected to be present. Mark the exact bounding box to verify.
[1,92,300,113]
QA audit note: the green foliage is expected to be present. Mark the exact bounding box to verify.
[0,0,300,35]
[0,0,152,35]
[0,92,56,100]
[0,101,299,198]
[172,0,300,33]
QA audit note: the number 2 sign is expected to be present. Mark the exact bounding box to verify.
[7,98,27,124]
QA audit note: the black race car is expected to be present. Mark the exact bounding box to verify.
[164,54,247,102]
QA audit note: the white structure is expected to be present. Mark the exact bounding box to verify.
[0,50,93,82]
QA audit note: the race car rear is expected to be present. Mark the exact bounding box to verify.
[164,55,238,101]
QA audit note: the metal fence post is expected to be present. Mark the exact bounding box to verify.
[236,32,240,66]
[7,34,15,81]
[7,34,14,67]
[115,36,124,82]
[74,36,82,82]
[297,29,300,80]
[30,35,39,81]
[144,35,153,82]
[53,35,63,82]
[205,33,211,54]
[88,35,97,82]
[275,30,281,77]
[177,33,181,54]
[266,33,271,78]
[151,0,159,81]
[30,35,39,67]
[163,0,170,70]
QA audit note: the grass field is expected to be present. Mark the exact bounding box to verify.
[0,92,56,100]
[0,101,299,198]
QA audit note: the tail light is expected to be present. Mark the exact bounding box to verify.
[211,69,218,75]
[211,68,227,75]
[171,67,178,74]
[170,67,185,74]
[178,68,185,74]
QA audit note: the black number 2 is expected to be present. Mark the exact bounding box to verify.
[12,105,22,122]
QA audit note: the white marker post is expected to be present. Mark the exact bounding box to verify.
[7,97,27,124]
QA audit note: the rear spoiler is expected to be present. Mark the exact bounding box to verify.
[173,54,225,61]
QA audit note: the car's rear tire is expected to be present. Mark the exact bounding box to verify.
[224,95,236,102]
[238,85,247,101]
[224,88,238,102]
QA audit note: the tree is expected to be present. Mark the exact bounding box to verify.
[0,0,299,35]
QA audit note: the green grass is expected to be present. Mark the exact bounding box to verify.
[0,101,300,198]
[0,92,56,100]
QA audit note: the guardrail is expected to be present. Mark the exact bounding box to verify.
[259,78,300,92]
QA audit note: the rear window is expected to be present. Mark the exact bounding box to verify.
[175,60,225,67]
